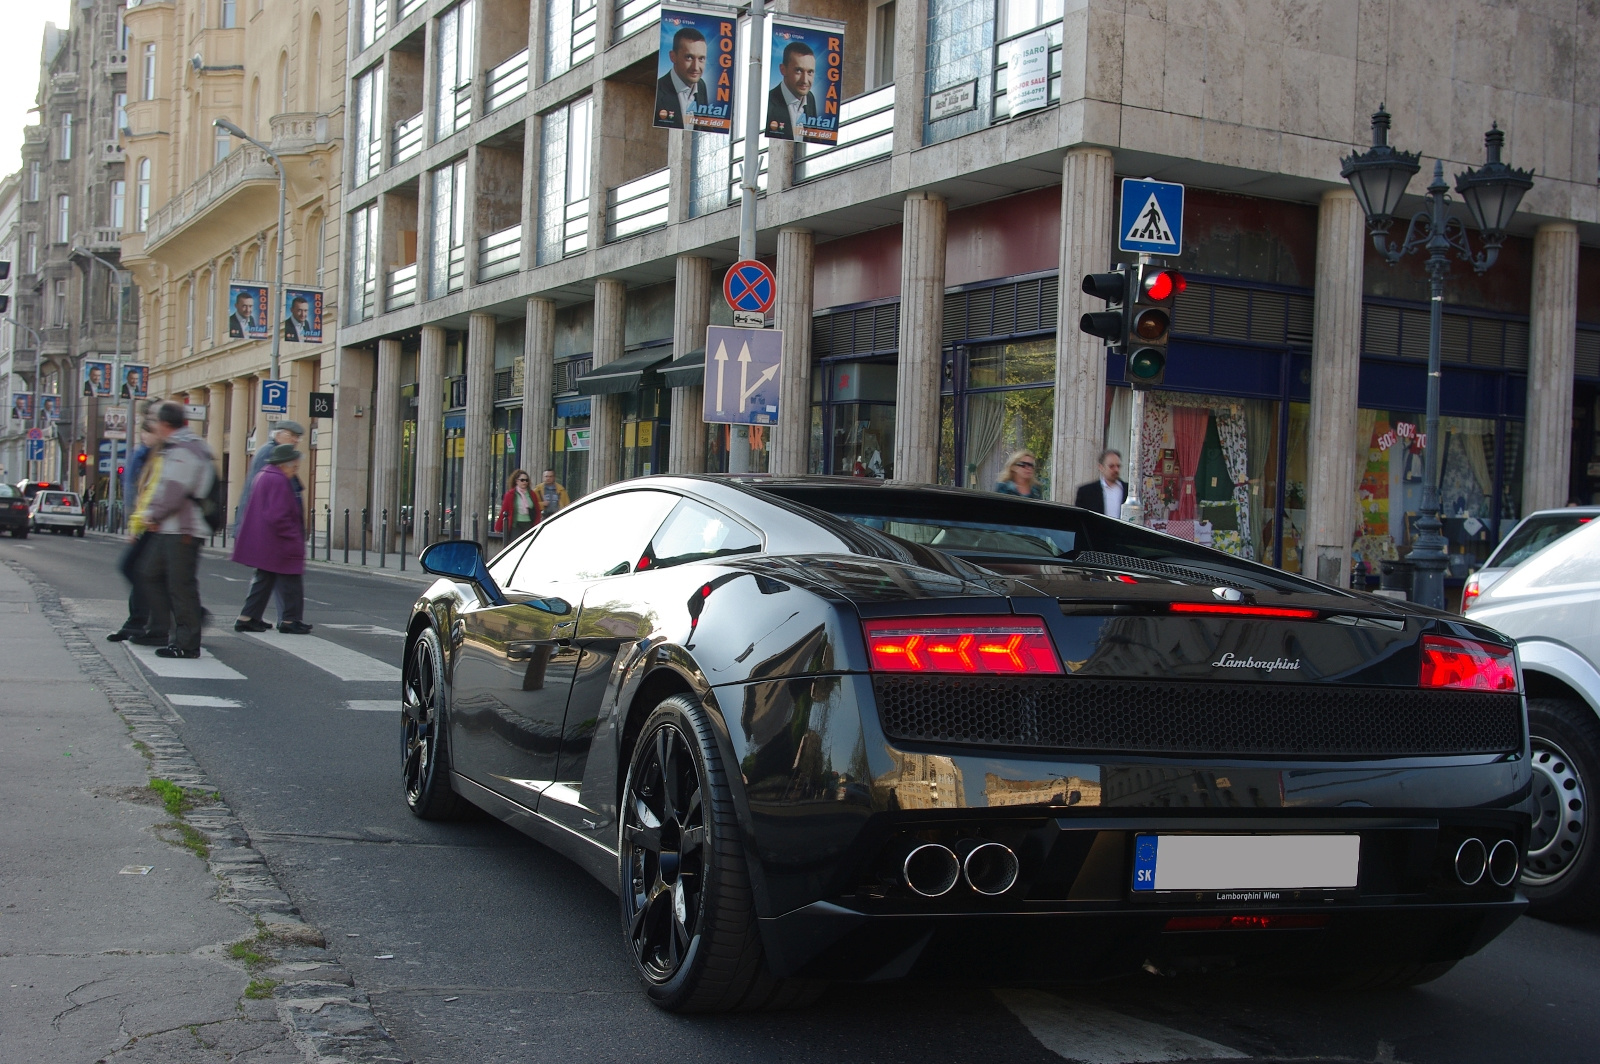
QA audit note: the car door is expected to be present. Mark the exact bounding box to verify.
[448,489,680,809]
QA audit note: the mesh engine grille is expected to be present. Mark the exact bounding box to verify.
[873,676,1522,759]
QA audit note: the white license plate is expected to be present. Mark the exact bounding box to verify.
[1132,834,1360,894]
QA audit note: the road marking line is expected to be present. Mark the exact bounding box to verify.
[243,631,402,682]
[995,989,1244,1063]
[125,643,247,680]
[347,700,400,713]
[324,623,407,637]
[166,694,243,708]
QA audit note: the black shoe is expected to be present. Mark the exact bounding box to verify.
[106,629,135,642]
[128,633,168,646]
[277,621,314,635]
[154,645,201,659]
[235,619,271,632]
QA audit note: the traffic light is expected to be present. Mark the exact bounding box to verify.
[0,295,9,314]
[1078,265,1131,351]
[0,259,10,280]
[77,452,88,473]
[1124,263,1186,390]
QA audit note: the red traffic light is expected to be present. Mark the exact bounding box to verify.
[117,465,125,475]
[76,453,88,464]
[1142,270,1186,301]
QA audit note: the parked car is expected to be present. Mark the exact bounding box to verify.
[30,490,86,536]
[405,476,1528,1010]
[1465,515,1600,920]
[1462,507,1600,610]
[0,484,29,537]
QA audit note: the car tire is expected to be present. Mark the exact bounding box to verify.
[401,626,476,821]
[1522,697,1600,921]
[11,529,25,539]
[74,527,84,537]
[620,694,826,1013]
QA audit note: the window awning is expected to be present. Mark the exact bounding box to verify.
[571,348,674,395]
[658,348,705,389]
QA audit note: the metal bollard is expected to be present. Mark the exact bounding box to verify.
[324,505,332,562]
[344,508,350,564]
[422,509,430,550]
[472,512,479,546]
[361,507,369,567]
[380,509,388,568]
[399,511,407,571]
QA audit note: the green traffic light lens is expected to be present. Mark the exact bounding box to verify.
[1128,348,1165,380]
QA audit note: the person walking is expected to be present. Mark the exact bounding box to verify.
[233,420,304,534]
[995,450,1044,499]
[132,402,215,659]
[495,469,540,541]
[108,417,162,642]
[231,445,311,634]
[538,469,570,518]
[1073,449,1127,518]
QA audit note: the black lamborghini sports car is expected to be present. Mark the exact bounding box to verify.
[403,476,1528,1011]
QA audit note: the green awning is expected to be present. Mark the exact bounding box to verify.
[658,348,706,389]
[571,348,674,395]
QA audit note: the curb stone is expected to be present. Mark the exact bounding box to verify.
[6,559,412,1064]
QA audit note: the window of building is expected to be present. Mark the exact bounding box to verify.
[997,0,1062,38]
[205,270,216,340]
[356,0,389,52]
[433,0,476,141]
[59,112,72,160]
[352,65,384,185]
[428,157,468,298]
[543,0,597,82]
[24,232,37,273]
[110,180,126,229]
[185,281,195,348]
[135,158,151,231]
[536,95,592,265]
[142,44,157,99]
[214,119,232,163]
[113,92,128,133]
[937,339,1054,494]
[52,279,67,326]
[308,213,326,286]
[277,51,289,114]
[220,0,236,28]
[308,15,323,110]
[55,194,70,243]
[118,9,130,51]
[26,162,40,201]
[868,0,896,90]
[251,77,261,135]
[347,203,378,324]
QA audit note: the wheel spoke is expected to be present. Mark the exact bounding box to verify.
[679,825,705,855]
[656,729,677,820]
[626,823,661,852]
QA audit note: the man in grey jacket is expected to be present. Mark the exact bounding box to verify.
[132,401,217,659]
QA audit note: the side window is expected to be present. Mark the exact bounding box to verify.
[509,490,679,592]
[643,499,762,569]
[486,537,532,586]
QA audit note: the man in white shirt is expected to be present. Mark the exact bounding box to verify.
[764,42,818,140]
[1074,449,1128,519]
[653,28,709,129]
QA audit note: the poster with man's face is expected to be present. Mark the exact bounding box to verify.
[121,364,149,399]
[764,16,844,144]
[10,393,32,422]
[40,395,61,422]
[228,283,270,340]
[82,360,112,398]
[282,288,324,343]
[654,8,737,133]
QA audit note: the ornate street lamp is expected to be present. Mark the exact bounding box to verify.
[1340,107,1534,610]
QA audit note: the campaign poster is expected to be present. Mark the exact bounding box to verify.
[654,7,737,134]
[764,16,844,145]
[282,288,325,343]
[10,393,32,422]
[121,363,150,399]
[227,283,271,340]
[82,360,113,398]
[40,395,61,422]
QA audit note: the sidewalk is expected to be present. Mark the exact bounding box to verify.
[0,560,409,1063]
[86,529,437,587]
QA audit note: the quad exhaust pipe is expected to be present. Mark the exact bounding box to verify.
[898,840,1019,897]
[958,840,1020,896]
[1455,837,1520,887]
[901,842,961,897]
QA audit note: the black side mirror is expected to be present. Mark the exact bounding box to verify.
[420,540,507,606]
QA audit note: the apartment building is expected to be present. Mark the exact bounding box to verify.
[0,172,24,482]
[338,0,1600,585]
[120,0,346,522]
[15,6,138,492]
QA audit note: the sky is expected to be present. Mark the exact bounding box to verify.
[0,0,73,177]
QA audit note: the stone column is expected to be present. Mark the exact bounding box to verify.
[1523,222,1580,515]
[522,297,556,479]
[1051,147,1116,503]
[1303,188,1366,586]
[772,229,815,476]
[590,278,626,493]
[330,347,375,549]
[892,193,946,484]
[202,384,227,480]
[463,312,496,544]
[415,325,445,541]
[669,255,712,474]
[227,376,252,518]
[372,339,403,548]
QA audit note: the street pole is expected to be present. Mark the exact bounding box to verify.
[1118,254,1155,525]
[1408,163,1454,611]
[738,0,765,262]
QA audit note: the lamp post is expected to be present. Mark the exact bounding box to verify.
[214,119,285,385]
[5,315,45,479]
[72,247,133,525]
[1340,107,1533,610]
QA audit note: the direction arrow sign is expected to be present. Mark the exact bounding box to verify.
[1118,177,1185,255]
[260,379,289,414]
[703,325,782,426]
[27,439,45,461]
[723,260,776,316]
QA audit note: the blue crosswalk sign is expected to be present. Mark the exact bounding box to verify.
[1119,178,1184,255]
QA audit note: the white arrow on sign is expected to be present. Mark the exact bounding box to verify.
[712,338,730,413]
[739,340,778,405]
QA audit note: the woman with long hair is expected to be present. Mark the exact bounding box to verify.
[495,469,540,541]
[995,450,1042,499]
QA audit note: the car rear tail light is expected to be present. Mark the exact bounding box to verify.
[1170,602,1318,619]
[863,616,1062,675]
[1461,575,1482,609]
[1164,914,1329,932]
[1420,635,1518,692]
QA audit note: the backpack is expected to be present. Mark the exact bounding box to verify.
[197,472,227,533]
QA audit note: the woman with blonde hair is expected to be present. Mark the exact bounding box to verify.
[995,450,1043,499]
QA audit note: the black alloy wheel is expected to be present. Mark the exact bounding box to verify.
[1522,697,1600,920]
[401,626,472,820]
[619,695,824,1012]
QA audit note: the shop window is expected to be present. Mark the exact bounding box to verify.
[942,339,1054,494]
[706,423,770,474]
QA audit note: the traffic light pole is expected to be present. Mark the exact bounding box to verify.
[737,0,766,262]
[1118,253,1156,525]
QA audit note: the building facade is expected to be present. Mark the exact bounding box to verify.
[120,0,346,524]
[15,6,138,493]
[0,172,24,482]
[338,0,1599,584]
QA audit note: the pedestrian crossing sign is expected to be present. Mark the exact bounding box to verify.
[1118,178,1184,255]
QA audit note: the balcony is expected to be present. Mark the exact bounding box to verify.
[792,84,895,183]
[612,0,658,44]
[269,112,334,152]
[560,199,589,259]
[104,51,128,73]
[100,140,126,163]
[143,144,277,248]
[51,72,79,97]
[477,224,521,282]
[483,50,528,115]
[604,168,668,243]
[442,243,465,294]
[385,263,418,310]
[392,111,424,164]
[398,0,425,16]
[87,226,122,251]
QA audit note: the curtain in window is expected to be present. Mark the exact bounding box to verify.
[1105,387,1132,466]
[1171,406,1209,520]
[1245,399,1274,561]
[963,392,1006,489]
[1216,408,1252,560]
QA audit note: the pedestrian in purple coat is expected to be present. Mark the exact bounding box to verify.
[231,445,312,634]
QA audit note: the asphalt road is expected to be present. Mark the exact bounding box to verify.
[6,530,1598,1064]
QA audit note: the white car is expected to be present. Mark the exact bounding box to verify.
[1465,516,1600,920]
[1461,507,1599,610]
[30,490,86,536]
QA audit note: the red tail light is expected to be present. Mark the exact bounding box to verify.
[1165,914,1329,932]
[1170,602,1317,619]
[863,616,1062,675]
[1461,575,1481,610]
[1420,635,1518,692]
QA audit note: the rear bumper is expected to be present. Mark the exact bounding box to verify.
[32,513,85,528]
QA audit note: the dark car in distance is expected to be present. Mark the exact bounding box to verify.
[0,484,29,537]
[405,476,1529,1011]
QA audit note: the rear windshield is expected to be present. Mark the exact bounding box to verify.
[41,493,78,506]
[1489,514,1594,569]
[0,485,17,499]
